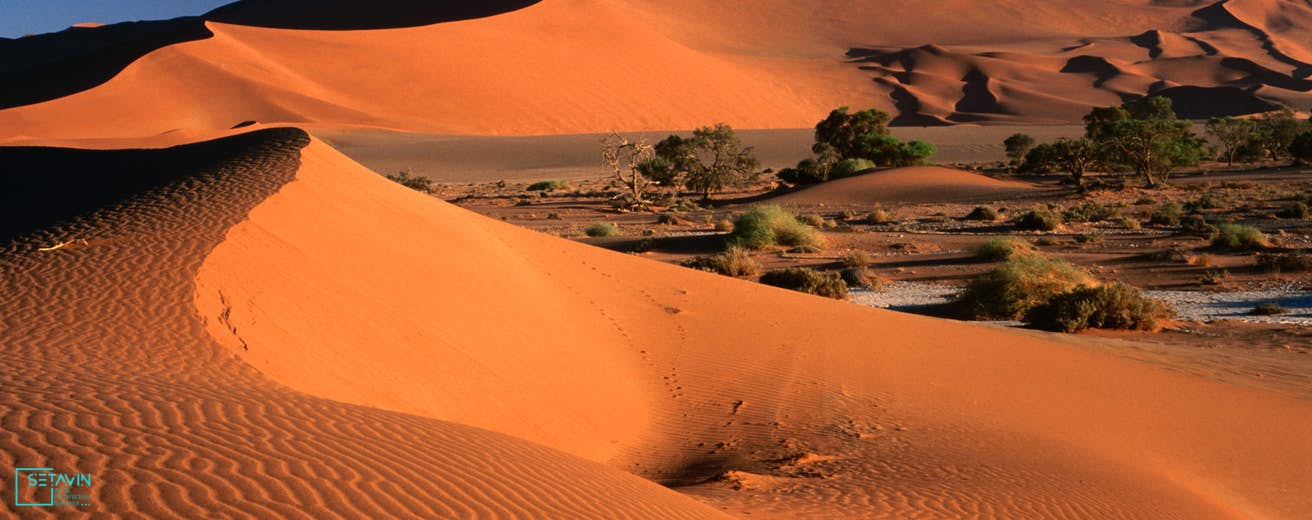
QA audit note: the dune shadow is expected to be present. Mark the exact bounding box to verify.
[204,0,541,31]
[0,128,309,245]
[0,18,213,110]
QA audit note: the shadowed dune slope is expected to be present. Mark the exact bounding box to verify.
[204,0,540,30]
[0,18,212,110]
[0,129,727,518]
[191,136,1312,517]
[773,166,1041,205]
[2,0,1310,142]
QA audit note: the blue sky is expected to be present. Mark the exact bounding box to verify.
[0,1,232,38]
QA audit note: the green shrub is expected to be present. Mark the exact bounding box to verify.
[527,180,571,192]
[1015,209,1062,231]
[1211,223,1268,250]
[1063,201,1118,223]
[585,222,621,237]
[956,256,1095,320]
[385,170,434,193]
[1149,203,1184,226]
[682,248,761,277]
[1024,283,1172,333]
[728,205,820,249]
[832,158,877,179]
[965,206,999,221]
[1250,302,1289,316]
[1277,201,1309,219]
[975,237,1036,262]
[760,267,848,299]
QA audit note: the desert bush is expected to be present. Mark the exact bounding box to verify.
[1024,283,1172,333]
[1117,217,1142,230]
[865,208,897,225]
[955,256,1095,320]
[832,158,877,179]
[1148,203,1183,226]
[1134,195,1157,206]
[527,180,570,192]
[1277,201,1309,219]
[714,218,735,233]
[1015,209,1062,231]
[965,206,999,221]
[656,214,688,225]
[760,267,848,299]
[800,214,827,227]
[1184,193,1222,212]
[841,250,873,268]
[585,222,621,237]
[975,237,1036,262]
[1179,214,1216,237]
[1063,201,1119,223]
[1074,233,1103,244]
[840,266,885,290]
[728,205,820,249]
[1250,302,1289,316]
[1200,269,1228,285]
[681,248,761,277]
[546,212,563,220]
[1211,223,1269,250]
[385,170,435,193]
[1257,252,1312,272]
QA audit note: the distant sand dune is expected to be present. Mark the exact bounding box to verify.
[1,0,1309,142]
[772,166,1043,205]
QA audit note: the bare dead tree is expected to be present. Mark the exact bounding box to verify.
[601,133,656,209]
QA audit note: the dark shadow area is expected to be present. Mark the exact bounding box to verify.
[204,0,541,30]
[0,128,309,245]
[0,18,213,109]
[1149,85,1281,119]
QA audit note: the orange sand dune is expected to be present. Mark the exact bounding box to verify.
[186,134,1312,517]
[2,0,1310,142]
[773,166,1041,205]
[0,129,725,518]
[3,128,1311,516]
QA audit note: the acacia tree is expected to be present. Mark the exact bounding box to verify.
[683,124,760,200]
[1051,138,1100,189]
[1205,116,1257,166]
[1254,108,1302,161]
[648,124,760,201]
[1085,97,1201,187]
[814,106,892,158]
[601,133,657,209]
[1004,133,1036,171]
